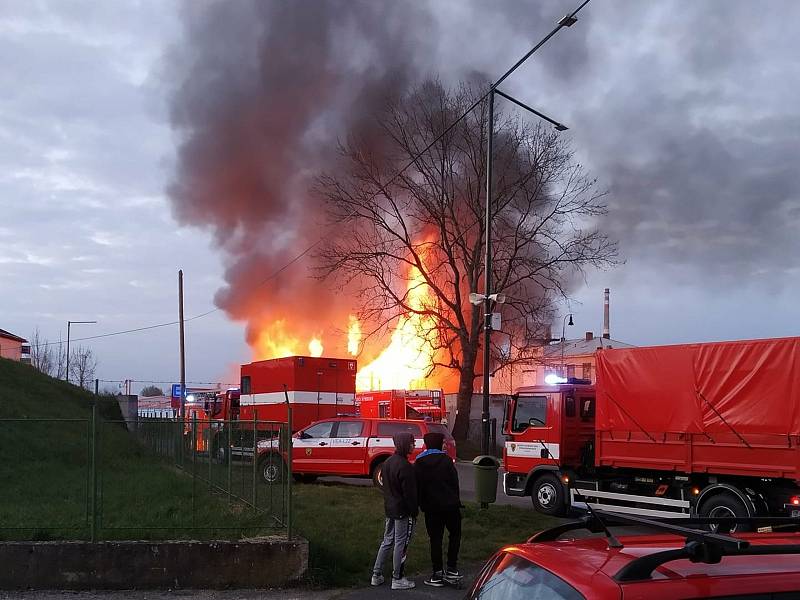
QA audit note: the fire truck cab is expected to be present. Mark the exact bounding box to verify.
[184,389,241,454]
[503,379,595,515]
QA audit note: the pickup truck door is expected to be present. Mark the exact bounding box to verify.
[329,420,368,475]
[293,420,336,474]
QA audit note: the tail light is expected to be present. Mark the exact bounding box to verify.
[791,496,800,506]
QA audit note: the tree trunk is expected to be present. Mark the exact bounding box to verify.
[451,345,477,441]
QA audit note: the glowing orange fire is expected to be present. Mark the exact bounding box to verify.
[355,265,439,391]
[252,254,447,391]
[254,320,325,359]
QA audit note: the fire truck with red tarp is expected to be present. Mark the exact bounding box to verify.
[503,336,800,524]
[184,355,356,460]
[355,389,445,422]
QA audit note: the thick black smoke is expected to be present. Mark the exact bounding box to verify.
[165,0,587,354]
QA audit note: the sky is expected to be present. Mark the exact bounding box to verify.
[1,0,798,394]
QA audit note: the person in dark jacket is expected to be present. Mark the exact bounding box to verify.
[371,431,418,590]
[414,431,462,587]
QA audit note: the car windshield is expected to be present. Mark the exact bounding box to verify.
[469,553,584,600]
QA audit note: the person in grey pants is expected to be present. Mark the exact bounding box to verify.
[371,432,418,590]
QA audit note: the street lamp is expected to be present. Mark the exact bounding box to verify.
[560,313,574,378]
[66,320,97,383]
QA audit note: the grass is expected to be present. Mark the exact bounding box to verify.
[0,357,279,541]
[293,481,559,587]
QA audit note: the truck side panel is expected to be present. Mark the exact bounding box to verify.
[595,337,800,482]
[597,430,800,480]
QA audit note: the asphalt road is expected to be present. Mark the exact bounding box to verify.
[318,460,532,509]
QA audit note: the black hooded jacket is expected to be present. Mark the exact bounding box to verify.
[381,433,419,519]
[414,451,460,513]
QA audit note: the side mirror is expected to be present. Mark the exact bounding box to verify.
[300,431,311,439]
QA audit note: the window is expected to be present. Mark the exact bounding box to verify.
[582,363,592,381]
[580,397,595,420]
[566,364,576,379]
[377,422,422,438]
[334,421,363,438]
[240,375,251,395]
[468,552,584,600]
[302,421,334,439]
[513,396,547,432]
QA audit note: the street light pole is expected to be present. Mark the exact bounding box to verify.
[561,313,574,377]
[65,320,97,383]
[481,90,495,458]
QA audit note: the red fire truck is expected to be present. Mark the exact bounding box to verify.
[504,336,800,524]
[184,355,357,460]
[355,389,445,422]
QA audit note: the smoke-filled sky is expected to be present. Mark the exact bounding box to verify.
[1,0,798,393]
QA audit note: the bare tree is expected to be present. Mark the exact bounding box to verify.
[317,80,618,440]
[69,346,97,389]
[54,334,67,380]
[29,328,55,376]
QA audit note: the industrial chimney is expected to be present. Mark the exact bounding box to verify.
[602,288,610,339]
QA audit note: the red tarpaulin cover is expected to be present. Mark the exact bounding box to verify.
[596,337,800,436]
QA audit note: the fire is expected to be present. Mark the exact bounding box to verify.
[347,315,362,356]
[254,319,300,358]
[308,337,324,357]
[355,265,439,391]
[254,320,324,360]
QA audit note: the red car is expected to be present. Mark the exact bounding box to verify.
[466,512,800,599]
[257,416,455,486]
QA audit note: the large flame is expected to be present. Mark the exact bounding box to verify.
[355,265,439,391]
[347,315,362,356]
[308,337,324,357]
[251,255,450,392]
[254,319,301,359]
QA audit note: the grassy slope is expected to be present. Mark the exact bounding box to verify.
[0,357,267,540]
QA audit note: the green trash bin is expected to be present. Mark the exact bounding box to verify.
[473,455,500,504]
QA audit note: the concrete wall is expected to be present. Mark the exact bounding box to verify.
[116,394,138,431]
[0,537,308,589]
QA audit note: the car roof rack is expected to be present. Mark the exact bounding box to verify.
[529,511,800,582]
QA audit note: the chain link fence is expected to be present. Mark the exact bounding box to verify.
[0,398,293,541]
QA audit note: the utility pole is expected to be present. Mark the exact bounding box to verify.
[179,270,186,421]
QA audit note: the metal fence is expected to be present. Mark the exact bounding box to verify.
[0,399,292,541]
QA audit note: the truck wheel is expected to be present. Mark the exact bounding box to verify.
[699,492,751,533]
[532,474,567,516]
[372,461,386,489]
[258,453,286,485]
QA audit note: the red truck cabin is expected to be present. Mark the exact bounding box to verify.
[240,355,357,431]
[504,382,595,497]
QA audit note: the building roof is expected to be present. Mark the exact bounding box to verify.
[0,328,27,343]
[542,336,635,359]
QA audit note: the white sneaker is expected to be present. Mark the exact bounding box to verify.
[391,577,416,590]
[370,574,385,586]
